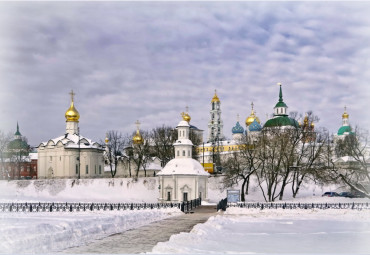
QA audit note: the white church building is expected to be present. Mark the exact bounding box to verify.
[37,91,104,179]
[157,113,210,203]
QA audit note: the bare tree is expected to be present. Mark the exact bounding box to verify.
[0,130,12,178]
[151,126,176,167]
[222,135,260,201]
[104,130,129,178]
[131,130,152,178]
[332,127,370,198]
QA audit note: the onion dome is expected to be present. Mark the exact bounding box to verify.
[232,121,244,134]
[249,119,262,132]
[105,133,109,144]
[303,115,309,126]
[65,90,80,122]
[342,106,349,119]
[245,102,261,126]
[133,120,144,145]
[211,89,220,103]
[181,107,191,122]
[133,130,144,145]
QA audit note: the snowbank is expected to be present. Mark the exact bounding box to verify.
[150,208,370,254]
[0,178,159,203]
[0,208,182,254]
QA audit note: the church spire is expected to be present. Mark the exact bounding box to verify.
[274,83,288,116]
[14,122,22,139]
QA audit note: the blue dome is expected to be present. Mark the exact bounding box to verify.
[232,121,244,134]
[249,119,262,132]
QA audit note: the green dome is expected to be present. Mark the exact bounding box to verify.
[264,116,299,128]
[275,101,288,108]
[337,126,352,135]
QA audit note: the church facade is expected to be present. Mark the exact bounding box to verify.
[37,91,104,179]
[157,114,209,203]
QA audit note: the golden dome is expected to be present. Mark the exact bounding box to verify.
[245,102,260,126]
[133,130,144,145]
[105,134,109,144]
[65,90,80,122]
[182,112,191,122]
[342,106,349,119]
[303,115,309,126]
[211,90,220,103]
[311,122,315,128]
[65,101,80,122]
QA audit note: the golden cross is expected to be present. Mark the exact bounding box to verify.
[186,106,189,113]
[277,82,282,86]
[69,90,75,102]
[251,102,254,110]
[237,114,239,122]
[135,120,141,130]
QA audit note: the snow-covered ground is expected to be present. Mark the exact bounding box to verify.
[150,207,370,254]
[1,177,369,254]
[0,208,182,254]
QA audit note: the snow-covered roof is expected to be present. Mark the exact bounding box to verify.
[38,133,103,150]
[173,139,193,146]
[177,120,190,127]
[157,158,210,176]
[140,162,162,171]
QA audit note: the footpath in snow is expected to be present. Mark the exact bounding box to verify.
[0,208,182,254]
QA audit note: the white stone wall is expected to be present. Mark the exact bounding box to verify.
[38,145,104,179]
[158,175,208,203]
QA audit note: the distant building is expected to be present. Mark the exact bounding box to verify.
[37,91,104,179]
[1,123,37,180]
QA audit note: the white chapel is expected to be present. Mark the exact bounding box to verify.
[157,112,210,203]
[37,91,104,179]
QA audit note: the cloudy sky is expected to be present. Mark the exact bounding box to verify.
[1,1,370,146]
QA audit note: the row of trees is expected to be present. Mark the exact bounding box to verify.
[221,113,370,201]
[104,125,202,178]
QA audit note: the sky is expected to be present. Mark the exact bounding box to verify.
[1,1,370,146]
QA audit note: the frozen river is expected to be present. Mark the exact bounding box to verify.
[150,214,370,254]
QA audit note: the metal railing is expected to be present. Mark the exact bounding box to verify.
[226,202,370,210]
[0,198,202,213]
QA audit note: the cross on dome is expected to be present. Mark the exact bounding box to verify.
[135,120,141,130]
[69,90,75,102]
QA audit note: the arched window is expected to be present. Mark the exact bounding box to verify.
[183,150,185,156]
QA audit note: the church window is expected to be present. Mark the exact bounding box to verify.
[95,165,97,174]
[76,164,78,175]
[182,150,185,156]
[86,165,88,174]
[167,192,171,201]
[183,192,188,202]
[177,150,179,156]
[99,165,102,174]
[188,150,190,156]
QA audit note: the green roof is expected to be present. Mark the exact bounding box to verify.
[275,101,288,108]
[264,116,299,128]
[337,126,352,135]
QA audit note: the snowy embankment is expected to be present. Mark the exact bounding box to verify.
[0,178,159,203]
[150,207,370,254]
[0,208,182,254]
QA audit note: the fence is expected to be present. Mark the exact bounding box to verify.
[226,202,370,210]
[0,198,202,213]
